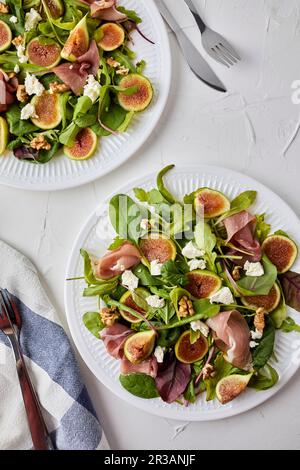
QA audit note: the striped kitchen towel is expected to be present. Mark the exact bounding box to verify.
[0,240,109,450]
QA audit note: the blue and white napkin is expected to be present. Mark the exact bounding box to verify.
[0,240,108,450]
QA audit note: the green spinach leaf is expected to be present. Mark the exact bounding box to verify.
[249,364,279,390]
[119,373,159,399]
[252,323,275,369]
[83,311,105,338]
[280,317,300,333]
[237,256,277,296]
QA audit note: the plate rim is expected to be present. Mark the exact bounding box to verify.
[0,0,172,192]
[64,164,300,421]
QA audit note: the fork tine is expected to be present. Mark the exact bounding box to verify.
[218,43,238,63]
[215,45,235,65]
[218,40,241,61]
[210,47,230,67]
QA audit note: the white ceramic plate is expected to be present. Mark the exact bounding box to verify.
[0,0,171,191]
[65,165,300,421]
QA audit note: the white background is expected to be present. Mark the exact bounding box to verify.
[1,0,300,449]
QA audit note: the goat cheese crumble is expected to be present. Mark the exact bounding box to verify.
[83,75,101,103]
[14,64,20,74]
[16,45,28,64]
[190,320,209,337]
[250,329,263,340]
[20,103,37,120]
[182,241,205,259]
[146,295,165,309]
[25,8,42,32]
[244,261,264,277]
[24,73,44,97]
[210,287,234,305]
[188,258,207,271]
[250,340,259,349]
[9,16,18,23]
[150,259,163,276]
[154,346,165,363]
[121,270,139,291]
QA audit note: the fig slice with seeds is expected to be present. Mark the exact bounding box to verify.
[175,330,208,364]
[95,22,125,51]
[139,234,176,264]
[124,330,156,364]
[31,92,62,130]
[0,21,12,53]
[186,270,222,299]
[194,188,230,219]
[216,373,252,404]
[262,235,298,274]
[118,74,153,112]
[64,127,98,160]
[241,283,281,312]
[27,37,61,69]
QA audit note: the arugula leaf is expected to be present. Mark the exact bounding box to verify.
[274,230,290,238]
[119,373,159,399]
[194,222,217,271]
[6,105,39,136]
[109,194,146,243]
[133,188,148,202]
[157,165,176,204]
[205,354,235,401]
[80,249,107,285]
[108,237,126,250]
[155,301,175,325]
[117,6,142,24]
[255,214,271,242]
[192,299,220,319]
[280,317,300,333]
[133,264,163,286]
[59,123,80,146]
[217,190,257,223]
[184,379,196,403]
[237,256,277,296]
[83,282,118,297]
[82,312,105,338]
[157,328,181,347]
[249,364,279,390]
[252,323,275,370]
[161,260,188,287]
[270,288,286,329]
[149,286,171,300]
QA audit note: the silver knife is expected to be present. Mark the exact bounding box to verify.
[157,0,226,92]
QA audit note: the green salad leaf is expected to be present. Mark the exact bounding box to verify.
[109,194,146,243]
[83,312,105,338]
[157,165,176,204]
[255,214,271,242]
[249,364,279,390]
[217,190,257,223]
[119,373,159,399]
[237,256,277,296]
[195,222,217,271]
[252,323,276,370]
[205,354,236,401]
[280,317,300,333]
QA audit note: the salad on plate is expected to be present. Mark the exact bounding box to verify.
[74,165,300,406]
[0,0,153,163]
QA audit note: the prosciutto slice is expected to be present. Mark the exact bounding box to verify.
[101,323,133,359]
[53,40,99,95]
[0,71,18,113]
[121,356,158,378]
[223,210,261,265]
[96,241,141,280]
[80,0,127,21]
[207,310,252,370]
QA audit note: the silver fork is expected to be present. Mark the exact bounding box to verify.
[0,289,54,450]
[184,0,241,67]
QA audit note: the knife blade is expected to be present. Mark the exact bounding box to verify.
[157,0,226,92]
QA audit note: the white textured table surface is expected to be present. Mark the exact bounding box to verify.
[1,0,300,450]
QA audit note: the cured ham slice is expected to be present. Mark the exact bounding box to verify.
[80,0,127,21]
[0,71,18,113]
[223,210,261,265]
[207,310,252,370]
[121,356,158,378]
[53,40,99,95]
[96,242,141,280]
[101,323,133,359]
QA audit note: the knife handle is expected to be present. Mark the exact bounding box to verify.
[8,331,54,450]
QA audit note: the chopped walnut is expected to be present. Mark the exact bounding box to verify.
[232,266,242,281]
[178,296,195,318]
[107,57,120,68]
[30,135,51,151]
[16,85,28,103]
[49,82,70,94]
[12,35,24,47]
[116,66,129,76]
[100,306,119,327]
[254,307,266,333]
[0,4,9,14]
[202,363,216,380]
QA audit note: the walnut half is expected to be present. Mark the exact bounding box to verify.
[30,135,51,151]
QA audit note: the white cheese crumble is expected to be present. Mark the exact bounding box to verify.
[24,73,44,97]
[250,340,259,349]
[146,295,165,309]
[20,103,37,120]
[16,44,28,64]
[188,258,207,271]
[182,241,205,259]
[140,219,150,231]
[0,0,6,4]
[9,16,18,24]
[154,346,165,363]
[244,261,264,277]
[14,64,20,74]
[210,287,234,305]
[250,329,263,340]
[121,270,139,291]
[190,320,209,337]
[25,8,42,32]
[83,74,101,103]
[111,261,126,272]
[150,259,163,276]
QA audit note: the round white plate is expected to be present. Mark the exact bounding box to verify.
[65,165,300,421]
[0,0,171,191]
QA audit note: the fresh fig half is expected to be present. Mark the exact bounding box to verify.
[0,20,12,53]
[27,37,61,69]
[31,92,62,130]
[61,15,89,62]
[118,74,153,112]
[124,330,156,364]
[262,234,298,274]
[216,373,252,404]
[43,0,64,19]
[186,270,222,299]
[95,22,125,51]
[139,234,177,264]
[120,287,150,324]
[0,117,8,155]
[64,127,98,160]
[241,283,281,312]
[175,330,208,364]
[194,188,230,219]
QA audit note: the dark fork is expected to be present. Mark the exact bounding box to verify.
[0,289,54,450]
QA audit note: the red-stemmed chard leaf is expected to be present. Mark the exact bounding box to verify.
[155,354,191,403]
[280,271,300,312]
